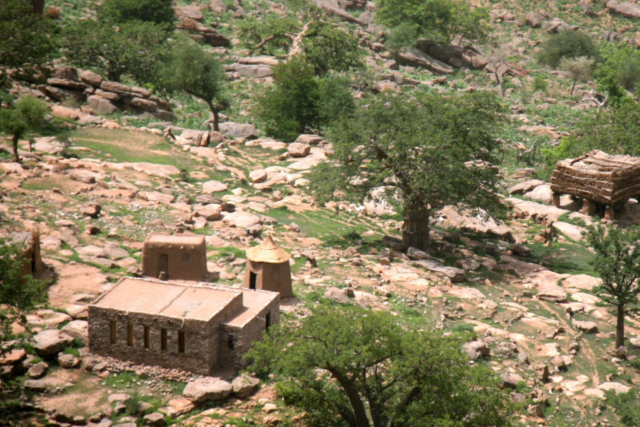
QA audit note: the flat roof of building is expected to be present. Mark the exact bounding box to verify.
[92,278,242,321]
[225,290,278,327]
[91,278,279,323]
[145,233,205,246]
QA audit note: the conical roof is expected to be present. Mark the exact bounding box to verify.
[246,235,291,263]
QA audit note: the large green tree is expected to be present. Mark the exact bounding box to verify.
[254,56,354,141]
[61,19,170,83]
[160,41,228,131]
[0,0,57,85]
[586,225,640,349]
[247,306,512,427]
[239,0,363,76]
[376,0,490,48]
[310,90,505,251]
[0,96,48,163]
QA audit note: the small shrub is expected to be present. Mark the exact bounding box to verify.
[44,6,61,20]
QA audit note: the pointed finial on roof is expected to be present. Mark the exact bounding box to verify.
[246,234,291,263]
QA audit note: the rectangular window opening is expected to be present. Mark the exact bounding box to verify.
[161,328,167,351]
[227,335,234,350]
[127,323,134,346]
[182,253,190,262]
[249,272,257,290]
[266,313,271,331]
[110,320,116,344]
[178,331,185,353]
[143,326,150,349]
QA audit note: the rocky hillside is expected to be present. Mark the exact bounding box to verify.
[3,0,640,425]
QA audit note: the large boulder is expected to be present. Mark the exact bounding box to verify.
[232,374,260,398]
[88,95,119,115]
[61,320,89,341]
[219,122,259,140]
[202,180,228,193]
[287,142,311,158]
[183,378,233,402]
[396,49,454,75]
[414,260,466,283]
[606,0,640,19]
[32,330,74,357]
[80,70,104,88]
[525,11,544,28]
[572,320,598,333]
[463,340,490,360]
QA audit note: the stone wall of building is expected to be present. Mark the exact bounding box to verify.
[88,306,217,375]
[219,296,281,370]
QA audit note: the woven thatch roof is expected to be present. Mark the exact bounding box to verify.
[550,150,640,204]
[246,235,291,263]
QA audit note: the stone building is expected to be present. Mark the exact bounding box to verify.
[244,235,293,298]
[142,233,207,281]
[89,278,279,375]
[7,230,44,276]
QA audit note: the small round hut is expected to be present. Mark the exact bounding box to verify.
[244,235,292,298]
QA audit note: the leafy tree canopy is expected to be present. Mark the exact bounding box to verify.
[309,90,505,250]
[537,30,598,68]
[61,19,170,83]
[99,0,175,27]
[542,99,640,169]
[159,41,228,130]
[254,56,354,142]
[376,0,490,48]
[0,96,49,162]
[247,305,512,427]
[239,0,363,76]
[0,0,58,84]
[595,43,640,101]
[586,224,640,348]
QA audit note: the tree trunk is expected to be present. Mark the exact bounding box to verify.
[328,368,371,427]
[402,211,430,251]
[616,304,625,349]
[570,79,577,95]
[212,110,220,132]
[12,134,20,163]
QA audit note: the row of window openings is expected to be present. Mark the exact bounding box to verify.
[109,322,185,353]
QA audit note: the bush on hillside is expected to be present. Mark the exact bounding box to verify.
[99,0,175,27]
[537,30,598,68]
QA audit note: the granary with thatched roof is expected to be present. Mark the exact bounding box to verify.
[244,235,293,298]
[550,150,640,219]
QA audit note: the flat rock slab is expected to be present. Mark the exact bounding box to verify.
[572,320,598,333]
[607,0,640,19]
[507,198,568,223]
[599,382,630,394]
[222,211,261,229]
[529,270,568,302]
[202,180,228,193]
[219,122,258,140]
[287,147,327,171]
[121,162,180,177]
[414,260,466,283]
[509,179,545,195]
[436,206,514,242]
[562,274,601,291]
[553,222,586,242]
[524,184,553,204]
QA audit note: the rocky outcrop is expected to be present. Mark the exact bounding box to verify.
[396,49,454,74]
[178,18,231,47]
[32,329,74,357]
[416,41,489,70]
[606,0,640,19]
[40,66,174,121]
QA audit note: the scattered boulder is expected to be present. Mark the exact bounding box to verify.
[463,340,490,360]
[61,320,89,341]
[219,122,258,139]
[500,373,524,389]
[287,142,311,158]
[509,179,545,195]
[323,287,350,304]
[202,180,228,194]
[599,381,630,394]
[143,413,167,427]
[32,329,74,357]
[232,374,260,398]
[606,0,640,19]
[249,169,267,183]
[183,378,233,402]
[27,362,49,379]
[414,260,466,283]
[58,353,80,369]
[525,11,543,28]
[572,320,598,333]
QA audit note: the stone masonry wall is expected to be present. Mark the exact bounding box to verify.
[88,306,216,375]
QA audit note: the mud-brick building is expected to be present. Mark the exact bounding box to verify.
[244,235,293,298]
[88,278,279,374]
[141,233,207,281]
